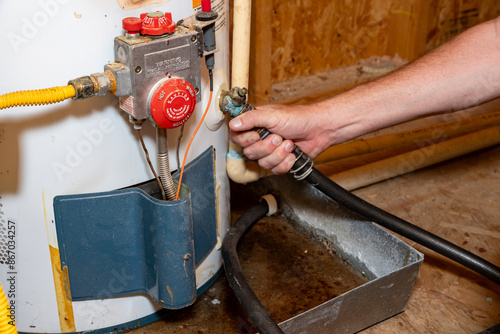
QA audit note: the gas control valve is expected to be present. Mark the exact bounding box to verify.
[102,10,217,129]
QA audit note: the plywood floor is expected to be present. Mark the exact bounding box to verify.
[355,145,500,333]
[132,145,500,334]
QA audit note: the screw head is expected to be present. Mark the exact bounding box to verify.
[135,66,142,74]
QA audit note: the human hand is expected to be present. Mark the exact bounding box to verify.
[228,104,334,174]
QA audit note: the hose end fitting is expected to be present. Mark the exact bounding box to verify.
[219,87,250,118]
[68,76,94,100]
[68,72,112,100]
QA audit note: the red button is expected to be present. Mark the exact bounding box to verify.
[150,78,197,129]
[122,17,143,34]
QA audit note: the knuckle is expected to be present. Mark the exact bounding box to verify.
[229,133,243,146]
[259,159,273,170]
[271,165,286,175]
[278,145,290,159]
[243,148,255,160]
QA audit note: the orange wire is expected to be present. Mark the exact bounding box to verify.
[175,90,213,200]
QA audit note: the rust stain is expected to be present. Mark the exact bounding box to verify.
[43,192,76,332]
[49,246,76,332]
[116,0,170,10]
[166,286,174,304]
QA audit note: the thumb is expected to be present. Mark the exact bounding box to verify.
[228,109,268,131]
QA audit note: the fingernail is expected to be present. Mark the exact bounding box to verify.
[231,118,242,129]
[248,135,257,143]
[286,154,295,163]
[272,135,282,146]
[285,141,294,151]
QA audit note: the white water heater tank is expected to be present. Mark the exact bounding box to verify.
[0,0,230,332]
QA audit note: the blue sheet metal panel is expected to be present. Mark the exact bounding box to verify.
[54,186,196,309]
[173,147,218,264]
[53,147,219,309]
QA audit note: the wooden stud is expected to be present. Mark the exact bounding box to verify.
[249,0,273,105]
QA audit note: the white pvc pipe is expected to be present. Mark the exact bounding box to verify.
[226,0,264,183]
[231,0,252,88]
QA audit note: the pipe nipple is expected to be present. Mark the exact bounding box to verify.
[260,194,279,216]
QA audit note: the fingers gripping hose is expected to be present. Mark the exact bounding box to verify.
[0,283,17,334]
[0,85,76,110]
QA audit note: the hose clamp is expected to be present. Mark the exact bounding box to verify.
[290,149,314,181]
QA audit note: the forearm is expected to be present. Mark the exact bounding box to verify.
[229,17,500,174]
[317,16,500,145]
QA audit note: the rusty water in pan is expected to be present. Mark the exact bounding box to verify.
[226,182,368,330]
[236,213,368,325]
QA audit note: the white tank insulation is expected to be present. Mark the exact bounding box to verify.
[0,0,230,332]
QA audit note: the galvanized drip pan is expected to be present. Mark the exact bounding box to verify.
[251,175,424,334]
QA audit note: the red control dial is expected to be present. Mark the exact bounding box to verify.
[122,12,176,36]
[149,78,197,129]
[140,11,176,35]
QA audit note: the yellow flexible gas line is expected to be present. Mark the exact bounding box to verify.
[0,283,17,334]
[0,85,76,110]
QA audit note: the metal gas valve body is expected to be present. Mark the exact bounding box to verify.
[105,12,206,129]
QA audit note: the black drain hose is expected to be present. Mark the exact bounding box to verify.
[248,122,500,284]
[221,200,284,334]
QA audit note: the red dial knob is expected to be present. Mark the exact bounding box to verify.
[140,11,176,36]
[149,78,197,129]
[122,17,142,34]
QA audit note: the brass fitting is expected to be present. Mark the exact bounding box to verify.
[68,72,114,100]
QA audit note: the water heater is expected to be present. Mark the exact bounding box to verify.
[0,0,230,332]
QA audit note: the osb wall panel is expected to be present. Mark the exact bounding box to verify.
[272,0,392,83]
[425,0,500,50]
[271,0,500,85]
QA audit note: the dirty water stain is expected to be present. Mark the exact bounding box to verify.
[238,215,368,323]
